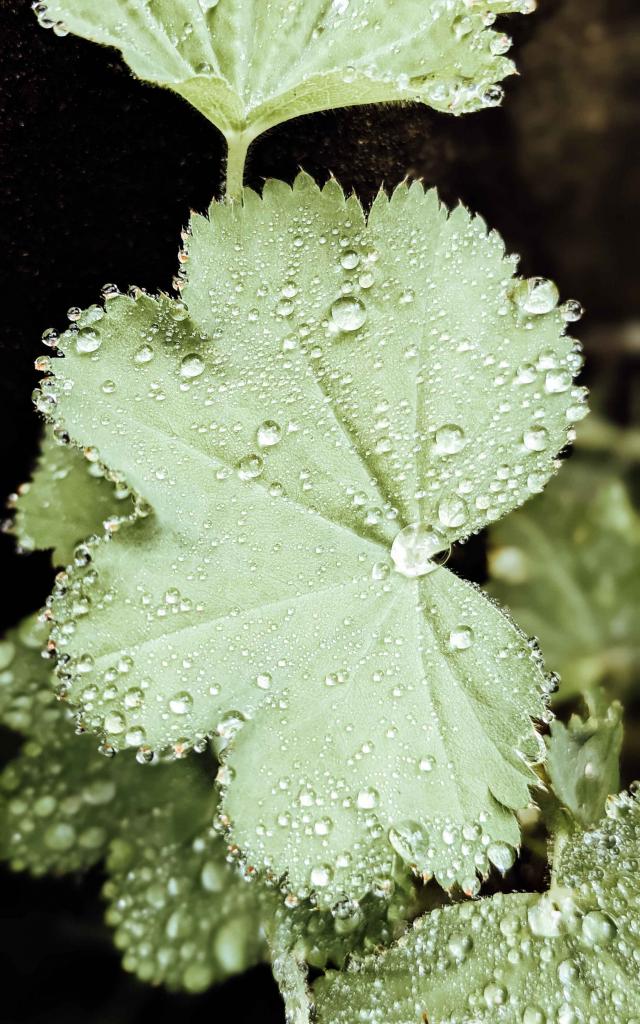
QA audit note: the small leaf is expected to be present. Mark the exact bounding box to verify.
[38,0,534,140]
[0,615,209,874]
[104,809,268,992]
[314,791,640,1023]
[41,176,581,900]
[488,458,640,700]
[546,691,622,828]
[10,427,135,566]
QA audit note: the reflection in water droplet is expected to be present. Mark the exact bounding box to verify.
[523,426,549,452]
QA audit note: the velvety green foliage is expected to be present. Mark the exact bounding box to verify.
[38,174,582,902]
[546,691,622,828]
[0,615,210,875]
[9,426,135,565]
[37,0,534,141]
[103,805,268,992]
[314,791,640,1023]
[488,459,640,700]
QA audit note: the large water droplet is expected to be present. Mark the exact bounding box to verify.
[390,524,448,578]
[330,296,367,332]
[434,424,466,455]
[256,420,282,448]
[449,625,474,650]
[523,425,549,452]
[180,353,205,378]
[513,277,560,315]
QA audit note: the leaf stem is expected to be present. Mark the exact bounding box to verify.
[225,131,253,203]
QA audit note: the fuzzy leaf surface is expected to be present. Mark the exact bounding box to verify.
[39,0,533,136]
[488,459,640,700]
[314,791,640,1023]
[0,615,208,875]
[104,804,268,992]
[43,175,581,901]
[10,427,134,565]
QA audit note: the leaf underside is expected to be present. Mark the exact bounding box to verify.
[488,459,640,701]
[314,792,640,1023]
[39,0,533,136]
[10,426,135,566]
[40,174,582,902]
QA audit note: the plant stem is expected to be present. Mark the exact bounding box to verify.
[225,131,252,203]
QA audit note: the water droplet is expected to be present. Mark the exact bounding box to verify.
[169,692,193,715]
[581,910,616,946]
[237,454,264,480]
[340,250,360,270]
[434,424,466,455]
[487,841,515,874]
[310,864,333,888]
[104,712,125,734]
[449,626,474,650]
[76,329,101,354]
[561,299,584,322]
[330,296,367,332]
[256,420,282,448]
[356,788,379,810]
[523,425,549,451]
[390,523,449,578]
[545,369,572,393]
[134,344,154,364]
[255,673,272,690]
[419,756,435,773]
[180,353,205,378]
[513,277,560,315]
[437,496,468,529]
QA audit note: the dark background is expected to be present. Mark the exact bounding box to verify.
[1,1,639,1021]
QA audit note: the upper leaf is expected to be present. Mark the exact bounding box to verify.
[314,791,640,1023]
[41,175,582,901]
[9,426,135,566]
[488,458,640,701]
[38,0,535,137]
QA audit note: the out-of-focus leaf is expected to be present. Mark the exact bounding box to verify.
[314,791,640,1023]
[488,459,640,701]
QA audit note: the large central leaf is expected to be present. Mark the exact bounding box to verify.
[39,0,533,136]
[42,175,582,901]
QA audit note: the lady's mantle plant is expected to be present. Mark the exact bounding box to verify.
[2,1,638,1021]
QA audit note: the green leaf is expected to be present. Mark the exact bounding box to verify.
[546,691,622,829]
[38,0,534,142]
[314,791,640,1024]
[103,806,268,992]
[42,175,582,901]
[0,615,209,874]
[9,426,135,566]
[488,458,640,701]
